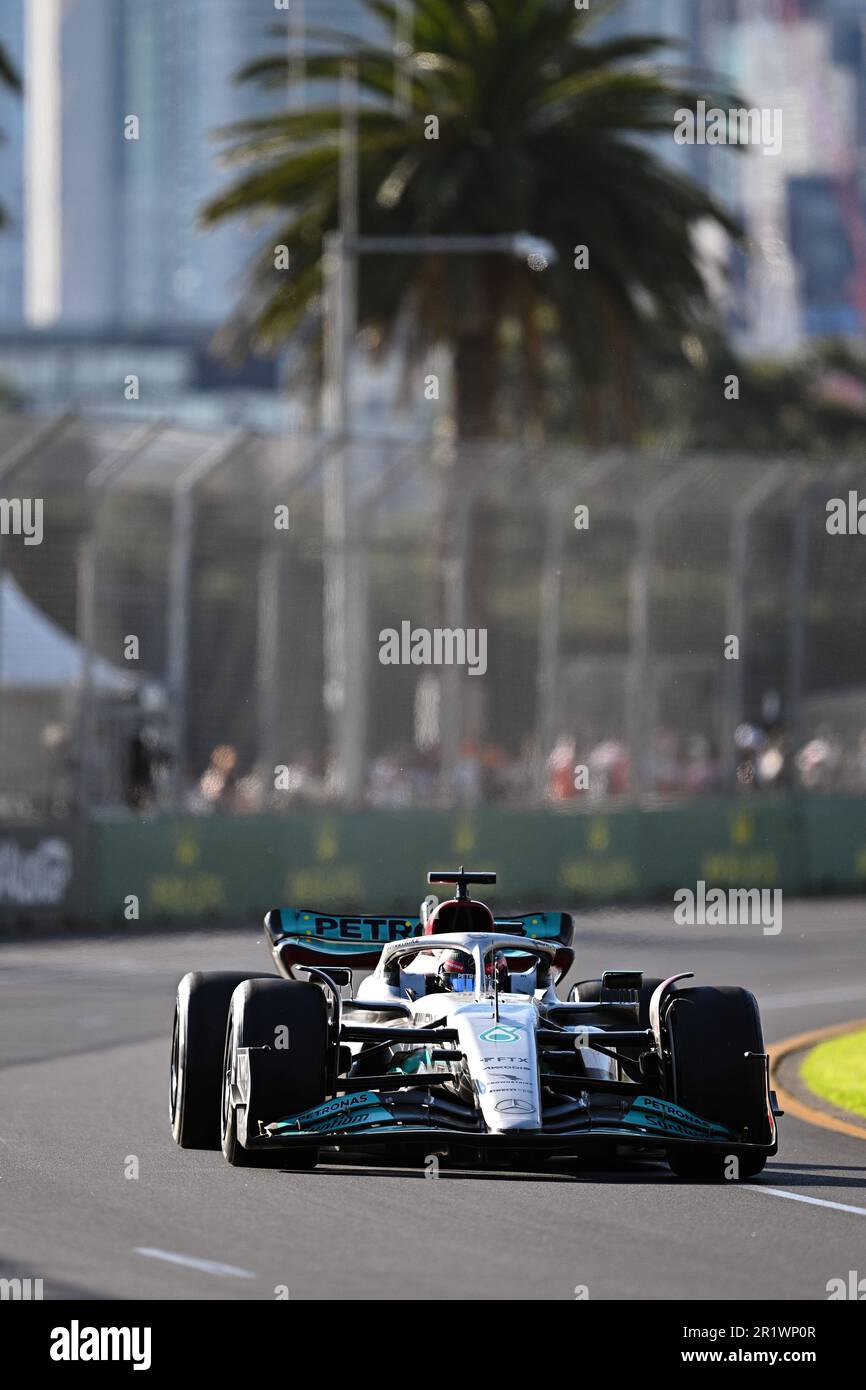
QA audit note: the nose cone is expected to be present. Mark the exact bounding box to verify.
[456,1004,541,1132]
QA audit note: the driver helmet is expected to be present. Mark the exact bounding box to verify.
[436,949,509,993]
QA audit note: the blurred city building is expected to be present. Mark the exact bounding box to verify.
[2,1,865,419]
[615,0,866,353]
[0,0,377,332]
[18,0,273,329]
[0,0,424,431]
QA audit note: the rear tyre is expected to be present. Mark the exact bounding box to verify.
[221,978,328,1169]
[170,971,269,1150]
[665,985,769,1181]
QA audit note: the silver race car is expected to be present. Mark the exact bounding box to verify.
[170,869,780,1178]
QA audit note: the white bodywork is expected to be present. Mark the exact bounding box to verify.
[355,931,616,1134]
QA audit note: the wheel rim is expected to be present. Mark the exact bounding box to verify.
[169,1009,180,1123]
[221,1017,234,1143]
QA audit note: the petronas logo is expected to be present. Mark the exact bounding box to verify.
[479,1024,521,1044]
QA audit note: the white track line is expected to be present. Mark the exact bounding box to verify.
[133,1247,256,1279]
[749,1187,866,1218]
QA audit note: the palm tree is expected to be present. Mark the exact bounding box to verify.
[204,0,740,442]
[0,43,21,231]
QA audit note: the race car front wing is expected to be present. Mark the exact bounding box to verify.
[231,1046,780,1160]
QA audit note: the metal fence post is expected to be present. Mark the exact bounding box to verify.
[167,431,248,806]
[440,490,471,801]
[786,467,844,775]
[257,439,335,788]
[724,461,791,787]
[534,452,620,800]
[786,492,811,776]
[75,424,164,811]
[628,462,704,796]
[535,487,566,798]
[344,497,370,803]
[321,63,359,800]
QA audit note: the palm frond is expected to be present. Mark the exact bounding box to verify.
[203,0,744,438]
[0,45,21,91]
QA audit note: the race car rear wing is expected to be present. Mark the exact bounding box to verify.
[264,906,574,971]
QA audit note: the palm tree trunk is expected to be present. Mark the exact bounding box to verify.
[518,270,546,440]
[453,336,499,438]
[453,259,501,440]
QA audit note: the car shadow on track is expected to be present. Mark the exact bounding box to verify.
[287,1157,674,1184]
[282,1158,866,1190]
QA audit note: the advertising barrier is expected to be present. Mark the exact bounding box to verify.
[1,798,864,929]
[0,822,87,926]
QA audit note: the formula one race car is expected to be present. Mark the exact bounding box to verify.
[169,870,780,1179]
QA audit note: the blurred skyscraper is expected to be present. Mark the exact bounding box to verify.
[3,0,864,352]
[716,0,866,351]
[15,0,374,331]
[602,1,866,351]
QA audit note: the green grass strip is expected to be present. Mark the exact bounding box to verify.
[800,1027,866,1119]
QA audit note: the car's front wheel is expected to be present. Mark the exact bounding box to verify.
[221,978,328,1169]
[665,985,770,1181]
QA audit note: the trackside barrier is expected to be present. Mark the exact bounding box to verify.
[1,799,865,929]
[0,821,89,928]
[89,798,861,927]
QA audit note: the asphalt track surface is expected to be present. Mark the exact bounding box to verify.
[2,900,866,1301]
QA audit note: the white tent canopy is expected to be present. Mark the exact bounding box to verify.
[0,573,136,692]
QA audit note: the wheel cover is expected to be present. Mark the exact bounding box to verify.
[169,1009,180,1123]
[221,1018,234,1143]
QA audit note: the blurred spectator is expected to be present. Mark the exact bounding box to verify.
[682,734,718,794]
[852,731,866,788]
[272,752,325,808]
[189,744,239,812]
[546,735,577,801]
[648,728,681,795]
[587,738,630,798]
[756,739,785,789]
[454,739,483,807]
[367,747,414,807]
[82,714,866,819]
[735,721,764,789]
[795,727,842,790]
[41,721,73,816]
[125,723,170,810]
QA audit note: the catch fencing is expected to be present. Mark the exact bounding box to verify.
[0,413,864,820]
